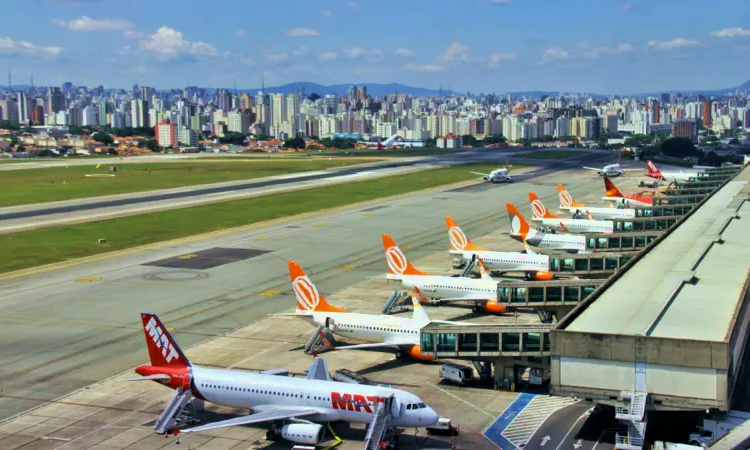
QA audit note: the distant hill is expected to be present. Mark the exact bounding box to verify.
[236,82,457,97]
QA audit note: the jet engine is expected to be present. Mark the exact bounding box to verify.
[280,424,325,445]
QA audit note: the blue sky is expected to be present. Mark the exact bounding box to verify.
[2,0,749,93]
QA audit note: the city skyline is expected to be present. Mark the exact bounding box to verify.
[1,0,749,94]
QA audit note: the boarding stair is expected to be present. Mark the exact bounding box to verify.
[460,257,479,278]
[382,290,411,315]
[363,400,391,450]
[614,390,648,450]
[154,387,193,435]
[303,326,335,355]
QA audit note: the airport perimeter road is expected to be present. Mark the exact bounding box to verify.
[0,149,610,233]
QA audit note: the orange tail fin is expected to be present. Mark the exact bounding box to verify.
[604,176,624,198]
[506,203,530,239]
[288,261,346,313]
[528,192,559,219]
[141,313,190,368]
[557,184,584,208]
[382,235,429,276]
[445,216,484,251]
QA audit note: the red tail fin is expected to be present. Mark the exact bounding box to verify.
[528,192,559,219]
[288,261,346,313]
[646,160,663,179]
[604,176,624,198]
[141,313,190,368]
[506,203,530,238]
[445,216,484,251]
[382,234,429,276]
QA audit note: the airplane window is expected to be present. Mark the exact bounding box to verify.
[418,403,426,408]
[406,404,412,410]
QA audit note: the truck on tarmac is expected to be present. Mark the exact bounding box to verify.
[440,363,473,386]
[688,410,750,447]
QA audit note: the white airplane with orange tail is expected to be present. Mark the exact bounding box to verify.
[445,216,552,280]
[556,184,636,220]
[383,234,513,313]
[123,313,437,444]
[506,202,587,252]
[276,261,461,360]
[528,192,613,234]
[645,160,698,183]
[602,176,654,207]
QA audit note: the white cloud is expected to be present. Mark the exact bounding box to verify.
[344,47,367,58]
[646,38,704,49]
[0,37,63,57]
[139,26,219,61]
[581,42,634,58]
[286,28,320,38]
[321,10,332,16]
[394,48,416,57]
[265,51,289,64]
[319,52,337,62]
[543,47,569,61]
[438,41,470,62]
[405,63,445,72]
[710,27,750,38]
[488,51,517,67]
[293,46,310,57]
[235,29,247,39]
[123,30,146,39]
[52,16,133,32]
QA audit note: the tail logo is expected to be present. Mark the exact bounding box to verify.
[293,276,320,311]
[647,161,658,173]
[448,226,468,251]
[531,199,546,218]
[559,190,573,208]
[385,246,408,275]
[509,213,521,234]
[145,317,180,364]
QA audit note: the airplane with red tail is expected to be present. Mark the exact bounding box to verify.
[125,313,438,444]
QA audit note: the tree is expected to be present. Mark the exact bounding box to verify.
[219,132,246,145]
[307,144,321,151]
[92,132,114,145]
[308,93,321,102]
[660,137,698,158]
[482,134,506,145]
[701,151,723,167]
[461,135,478,146]
[320,137,334,148]
[256,132,268,141]
[283,136,306,150]
[624,134,652,148]
[107,147,118,155]
[68,125,84,135]
[425,137,437,147]
[144,139,159,152]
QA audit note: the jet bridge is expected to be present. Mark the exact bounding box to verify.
[548,251,638,276]
[419,322,554,360]
[584,231,661,252]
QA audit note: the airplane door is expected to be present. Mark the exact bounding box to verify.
[390,395,402,419]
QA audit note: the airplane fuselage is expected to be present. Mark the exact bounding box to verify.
[647,171,696,182]
[183,366,434,428]
[449,250,548,273]
[303,312,420,346]
[533,218,613,234]
[391,274,498,301]
[602,196,653,208]
[562,207,636,220]
[512,229,587,252]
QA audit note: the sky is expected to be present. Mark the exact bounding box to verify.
[1,0,750,94]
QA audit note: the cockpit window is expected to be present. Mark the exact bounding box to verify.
[406,404,412,410]
[418,403,426,408]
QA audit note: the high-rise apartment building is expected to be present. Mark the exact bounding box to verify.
[155,121,178,148]
[227,111,252,134]
[271,93,286,128]
[217,89,232,112]
[672,119,697,140]
[702,101,712,128]
[47,87,65,113]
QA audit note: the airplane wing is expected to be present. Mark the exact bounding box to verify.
[117,374,171,382]
[471,172,491,176]
[583,167,602,171]
[178,408,320,434]
[335,336,417,350]
[622,168,644,171]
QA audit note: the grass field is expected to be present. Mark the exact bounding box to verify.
[0,162,527,274]
[517,150,587,159]
[314,148,470,158]
[0,159,374,207]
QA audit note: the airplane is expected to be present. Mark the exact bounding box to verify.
[556,184,636,220]
[382,234,511,313]
[126,313,439,444]
[445,216,553,280]
[528,192,613,234]
[602,176,654,207]
[471,163,512,183]
[506,202,587,252]
[583,162,642,177]
[278,261,456,359]
[359,134,401,150]
[645,160,698,183]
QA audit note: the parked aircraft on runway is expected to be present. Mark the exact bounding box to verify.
[602,176,654,207]
[125,313,438,444]
[382,234,513,313]
[528,192,613,234]
[645,160,698,183]
[556,184,636,220]
[445,216,552,280]
[583,162,642,177]
[506,203,587,252]
[277,261,461,359]
[471,163,512,183]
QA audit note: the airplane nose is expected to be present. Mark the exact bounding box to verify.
[424,408,439,426]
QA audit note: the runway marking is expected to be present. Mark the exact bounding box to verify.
[254,237,268,241]
[339,264,356,271]
[177,253,198,259]
[75,276,101,282]
[259,289,281,297]
[553,407,593,450]
[481,218,492,223]
[502,396,578,449]
[425,382,494,419]
[360,212,374,216]
[401,245,412,250]
[313,223,326,227]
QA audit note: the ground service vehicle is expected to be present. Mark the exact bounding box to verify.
[426,418,459,436]
[440,363,473,386]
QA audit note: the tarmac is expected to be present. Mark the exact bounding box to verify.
[0,151,647,450]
